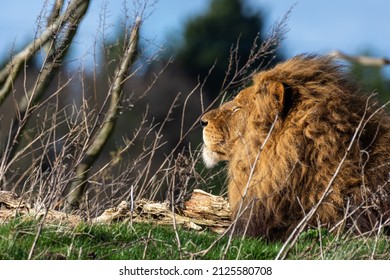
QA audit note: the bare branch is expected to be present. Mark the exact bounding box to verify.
[329,50,390,66]
[0,0,90,106]
[65,17,142,211]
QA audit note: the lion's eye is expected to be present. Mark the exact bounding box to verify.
[232,106,241,113]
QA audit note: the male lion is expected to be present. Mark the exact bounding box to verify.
[201,55,390,241]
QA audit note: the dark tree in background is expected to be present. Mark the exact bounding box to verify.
[174,0,282,98]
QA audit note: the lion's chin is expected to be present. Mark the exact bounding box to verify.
[202,145,220,168]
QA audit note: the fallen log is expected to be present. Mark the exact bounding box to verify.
[0,189,231,233]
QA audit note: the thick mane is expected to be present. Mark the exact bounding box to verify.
[226,55,390,240]
[257,55,349,92]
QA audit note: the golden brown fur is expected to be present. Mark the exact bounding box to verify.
[201,55,390,241]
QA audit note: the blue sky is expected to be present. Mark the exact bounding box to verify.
[1,0,389,74]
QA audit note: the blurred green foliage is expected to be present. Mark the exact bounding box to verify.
[350,62,390,104]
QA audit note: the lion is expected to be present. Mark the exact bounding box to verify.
[201,55,390,241]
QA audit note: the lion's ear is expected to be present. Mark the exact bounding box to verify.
[270,81,285,106]
[269,81,294,118]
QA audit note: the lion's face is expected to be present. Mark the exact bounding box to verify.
[201,87,254,168]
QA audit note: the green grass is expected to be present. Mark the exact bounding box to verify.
[0,219,389,260]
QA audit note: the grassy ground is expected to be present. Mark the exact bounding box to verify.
[0,219,389,260]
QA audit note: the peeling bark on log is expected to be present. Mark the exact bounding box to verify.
[0,191,29,221]
[184,189,231,220]
[0,190,81,226]
[0,189,231,234]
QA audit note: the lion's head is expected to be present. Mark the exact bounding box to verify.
[201,55,390,241]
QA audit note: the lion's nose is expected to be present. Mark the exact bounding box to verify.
[200,119,208,128]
